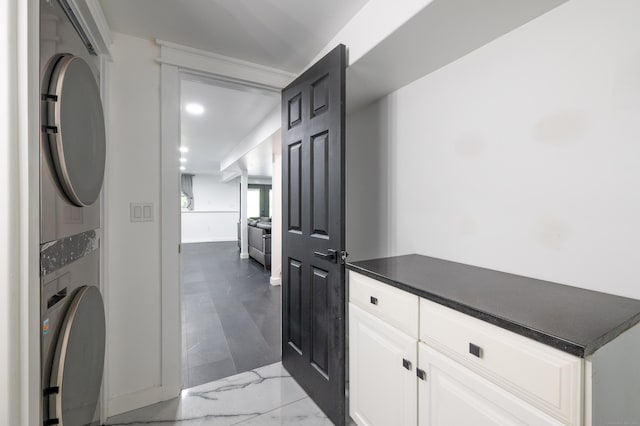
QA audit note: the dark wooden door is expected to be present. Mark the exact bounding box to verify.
[281,44,347,426]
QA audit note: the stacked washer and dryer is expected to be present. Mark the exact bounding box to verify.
[40,2,107,425]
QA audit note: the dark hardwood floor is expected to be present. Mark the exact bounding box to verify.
[181,241,281,389]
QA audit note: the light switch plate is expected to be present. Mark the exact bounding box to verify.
[130,202,154,222]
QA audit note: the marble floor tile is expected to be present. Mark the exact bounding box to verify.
[235,397,333,425]
[106,363,326,426]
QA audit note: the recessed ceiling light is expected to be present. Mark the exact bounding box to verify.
[179,146,189,153]
[180,157,187,163]
[180,166,186,171]
[185,103,204,115]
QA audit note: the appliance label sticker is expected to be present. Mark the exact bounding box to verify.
[42,319,49,336]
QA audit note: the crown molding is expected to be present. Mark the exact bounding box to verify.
[156,39,296,90]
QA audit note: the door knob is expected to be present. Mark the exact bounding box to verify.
[313,249,338,263]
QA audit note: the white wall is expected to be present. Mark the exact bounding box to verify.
[192,175,238,211]
[105,32,165,414]
[182,175,239,243]
[347,0,640,300]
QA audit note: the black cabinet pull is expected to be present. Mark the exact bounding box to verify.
[402,358,412,371]
[469,343,483,358]
[370,296,378,305]
[416,368,427,381]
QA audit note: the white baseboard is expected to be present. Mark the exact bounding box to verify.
[240,252,249,259]
[181,238,236,244]
[108,384,180,418]
[270,276,281,286]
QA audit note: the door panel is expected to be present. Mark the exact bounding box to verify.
[418,343,562,426]
[287,142,302,232]
[311,132,329,237]
[287,259,302,352]
[281,44,346,425]
[311,267,329,378]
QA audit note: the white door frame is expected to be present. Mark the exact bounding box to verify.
[1,0,40,425]
[157,39,294,393]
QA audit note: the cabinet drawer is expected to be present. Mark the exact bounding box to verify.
[349,271,419,338]
[420,298,582,425]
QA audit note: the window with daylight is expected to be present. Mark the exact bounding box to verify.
[181,174,194,210]
[243,184,272,218]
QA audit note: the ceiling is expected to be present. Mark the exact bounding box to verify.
[100,0,369,180]
[180,78,279,176]
[99,0,368,73]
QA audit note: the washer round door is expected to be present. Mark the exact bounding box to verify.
[43,54,106,207]
[48,286,105,426]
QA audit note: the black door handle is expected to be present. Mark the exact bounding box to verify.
[313,249,338,263]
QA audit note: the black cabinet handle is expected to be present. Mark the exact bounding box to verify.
[469,343,483,358]
[402,358,412,371]
[370,296,378,305]
[416,368,427,381]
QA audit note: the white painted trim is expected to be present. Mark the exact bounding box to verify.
[182,210,240,214]
[160,62,182,400]
[584,358,592,426]
[182,68,281,95]
[270,277,282,286]
[20,0,41,424]
[0,1,21,424]
[99,54,110,424]
[182,239,237,244]
[156,39,295,90]
[240,171,249,259]
[107,384,179,418]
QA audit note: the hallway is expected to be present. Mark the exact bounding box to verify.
[181,242,281,388]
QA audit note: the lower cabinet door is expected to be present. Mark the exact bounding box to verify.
[349,303,417,426]
[418,343,563,426]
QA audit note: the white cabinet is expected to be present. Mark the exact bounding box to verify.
[417,343,562,426]
[349,304,417,426]
[420,298,582,424]
[348,268,640,426]
[348,271,582,426]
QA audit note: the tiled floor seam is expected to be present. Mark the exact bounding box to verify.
[228,396,311,426]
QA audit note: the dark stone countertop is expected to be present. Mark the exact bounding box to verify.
[346,254,640,357]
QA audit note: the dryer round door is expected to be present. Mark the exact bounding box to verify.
[48,285,105,426]
[43,54,106,207]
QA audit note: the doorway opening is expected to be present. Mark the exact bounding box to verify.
[178,74,283,389]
